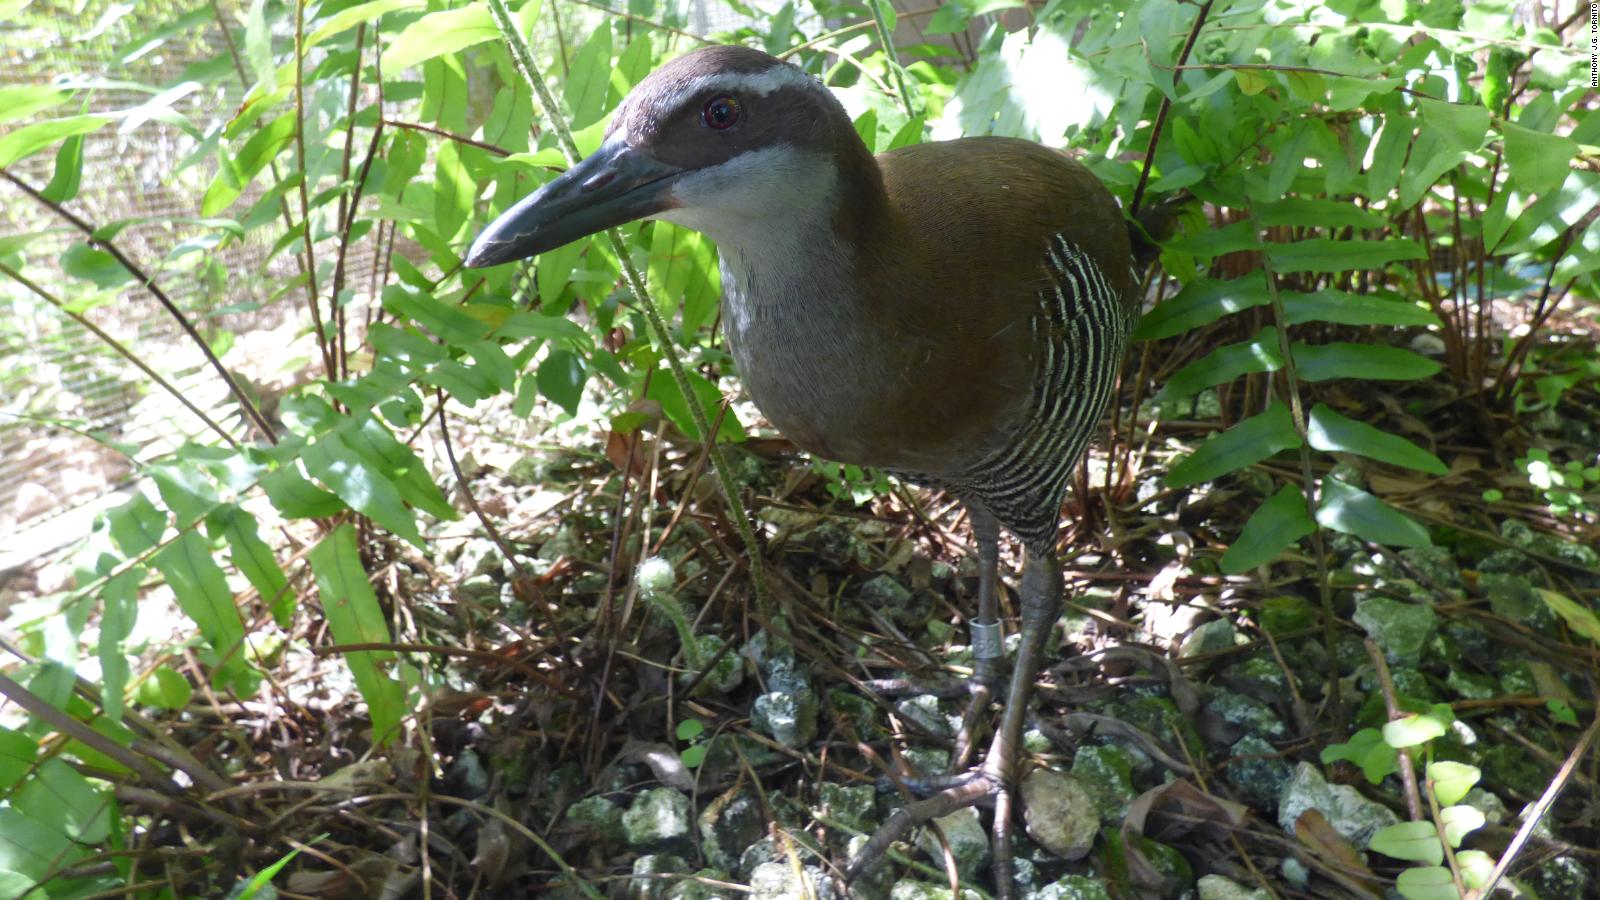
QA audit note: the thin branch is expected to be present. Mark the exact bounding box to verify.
[1131,0,1214,217]
[383,119,511,157]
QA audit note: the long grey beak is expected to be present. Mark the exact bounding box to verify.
[464,139,683,268]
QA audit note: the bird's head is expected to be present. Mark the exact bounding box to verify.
[464,45,865,268]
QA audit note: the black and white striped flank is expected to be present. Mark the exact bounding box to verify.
[899,235,1130,551]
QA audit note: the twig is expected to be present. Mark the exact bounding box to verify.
[294,0,337,381]
[383,119,511,157]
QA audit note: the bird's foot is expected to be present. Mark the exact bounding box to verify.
[864,654,1005,770]
[846,755,1025,900]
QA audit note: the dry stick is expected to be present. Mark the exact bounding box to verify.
[1250,203,1343,739]
[1129,0,1213,217]
[0,262,240,447]
[294,0,337,381]
[1475,710,1600,899]
[484,0,773,618]
[0,168,278,444]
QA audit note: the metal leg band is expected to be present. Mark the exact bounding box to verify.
[971,621,1003,660]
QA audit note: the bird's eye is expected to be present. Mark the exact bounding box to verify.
[701,95,741,130]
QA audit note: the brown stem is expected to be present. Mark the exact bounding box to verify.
[0,169,277,443]
[382,118,511,157]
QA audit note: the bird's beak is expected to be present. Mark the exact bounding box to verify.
[464,138,683,268]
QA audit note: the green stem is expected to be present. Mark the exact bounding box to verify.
[868,0,917,118]
[483,0,773,618]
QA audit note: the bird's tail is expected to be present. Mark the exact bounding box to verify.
[1128,192,1191,268]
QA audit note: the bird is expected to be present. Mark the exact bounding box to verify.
[465,44,1160,898]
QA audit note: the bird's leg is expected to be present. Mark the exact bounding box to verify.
[848,547,1062,900]
[952,503,1003,769]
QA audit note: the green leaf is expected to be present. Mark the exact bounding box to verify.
[0,85,72,123]
[306,0,422,48]
[1219,484,1316,574]
[1439,804,1485,848]
[40,133,84,203]
[1133,275,1270,341]
[1293,342,1441,382]
[1320,727,1401,784]
[536,236,587,313]
[381,283,490,345]
[1254,198,1387,230]
[1418,98,1490,153]
[1307,404,1447,475]
[1234,69,1270,96]
[1156,327,1285,402]
[1366,115,1413,200]
[1534,589,1600,643]
[1457,850,1494,889]
[537,349,587,416]
[1268,238,1426,273]
[1370,821,1443,865]
[0,806,73,885]
[1500,121,1576,197]
[565,24,613,130]
[209,505,296,627]
[1317,477,1431,547]
[202,111,296,215]
[433,139,473,244]
[308,524,406,745]
[675,718,705,741]
[230,840,316,899]
[107,493,167,555]
[302,433,424,547]
[60,241,132,288]
[135,666,193,709]
[646,369,745,443]
[1167,220,1259,258]
[1281,290,1442,327]
[152,531,249,677]
[0,115,111,167]
[0,726,38,788]
[13,758,112,843]
[1395,866,1458,900]
[383,2,497,70]
[1168,401,1301,488]
[261,464,346,519]
[1382,703,1454,748]
[1426,761,1481,806]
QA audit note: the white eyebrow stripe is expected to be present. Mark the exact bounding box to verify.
[674,65,822,99]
